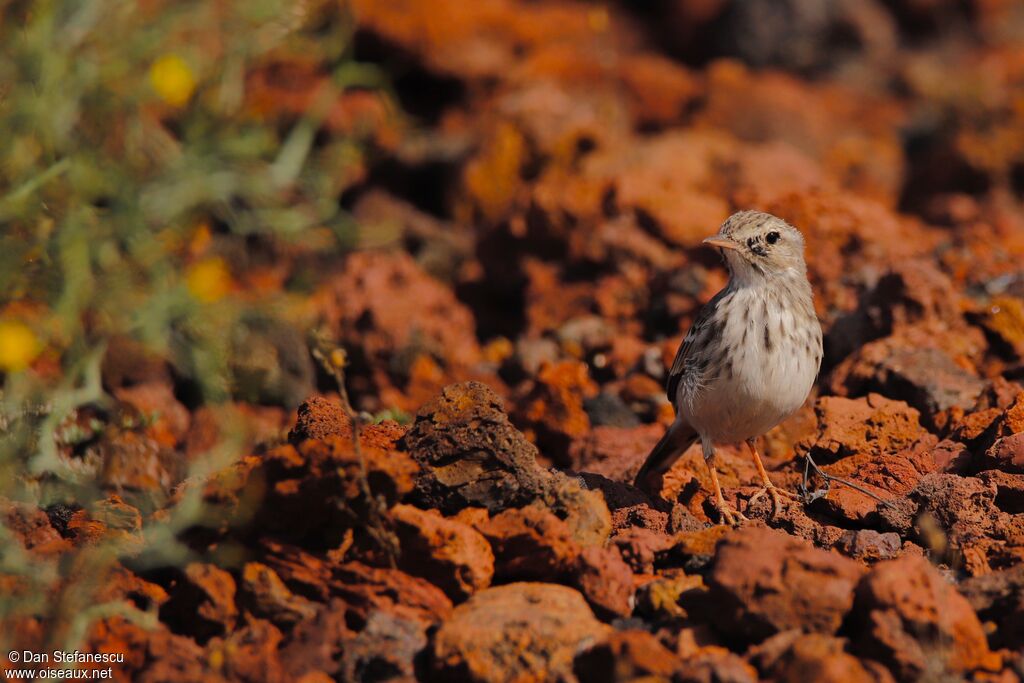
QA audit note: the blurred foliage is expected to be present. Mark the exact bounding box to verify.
[0,0,389,652]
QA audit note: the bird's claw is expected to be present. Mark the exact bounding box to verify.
[715,501,748,526]
[748,484,798,518]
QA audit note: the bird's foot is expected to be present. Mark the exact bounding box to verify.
[715,499,748,526]
[748,483,799,518]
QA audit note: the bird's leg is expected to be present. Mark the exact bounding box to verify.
[705,451,747,526]
[746,438,798,518]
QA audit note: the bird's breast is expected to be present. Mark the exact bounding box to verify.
[680,285,821,444]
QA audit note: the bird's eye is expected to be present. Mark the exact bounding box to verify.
[766,231,780,245]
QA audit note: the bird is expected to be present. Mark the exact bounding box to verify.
[634,210,823,524]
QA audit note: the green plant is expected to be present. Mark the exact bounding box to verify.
[0,0,388,657]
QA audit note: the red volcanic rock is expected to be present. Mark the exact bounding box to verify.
[706,526,865,642]
[577,129,820,249]
[984,432,1024,473]
[612,526,675,575]
[207,617,286,682]
[478,504,580,581]
[278,600,352,680]
[314,249,482,410]
[830,343,985,426]
[569,423,664,483]
[812,443,938,523]
[766,197,942,331]
[676,648,759,683]
[261,542,454,627]
[339,611,428,683]
[99,429,181,495]
[959,564,1024,651]
[516,359,598,466]
[288,395,348,443]
[850,555,1000,680]
[351,0,626,81]
[2,500,72,556]
[573,545,636,619]
[401,381,550,514]
[432,583,611,682]
[573,630,680,681]
[978,295,1024,360]
[540,471,613,548]
[758,498,850,549]
[328,562,454,627]
[696,60,904,205]
[634,572,706,621]
[183,402,290,463]
[159,563,237,642]
[254,433,417,550]
[969,392,1024,471]
[876,472,1024,574]
[833,530,902,563]
[101,335,173,390]
[86,615,209,682]
[238,562,318,629]
[618,54,700,128]
[752,631,895,683]
[801,394,932,465]
[390,503,495,601]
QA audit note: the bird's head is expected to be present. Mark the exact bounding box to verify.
[703,211,807,282]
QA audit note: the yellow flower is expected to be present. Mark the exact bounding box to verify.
[149,54,196,107]
[0,320,40,372]
[186,257,232,303]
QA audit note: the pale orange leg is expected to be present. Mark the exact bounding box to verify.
[706,455,747,526]
[746,438,798,518]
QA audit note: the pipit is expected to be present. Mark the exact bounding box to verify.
[634,211,823,524]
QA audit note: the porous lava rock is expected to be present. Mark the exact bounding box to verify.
[390,503,495,601]
[849,555,1000,680]
[431,582,611,682]
[706,526,865,642]
[401,381,549,513]
[573,630,681,682]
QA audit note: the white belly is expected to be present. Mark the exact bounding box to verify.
[678,288,819,445]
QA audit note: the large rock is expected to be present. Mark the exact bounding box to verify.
[253,431,417,550]
[572,546,636,619]
[849,555,999,680]
[875,472,1024,575]
[238,562,318,630]
[515,359,597,466]
[477,504,580,581]
[432,583,611,682]
[262,543,454,628]
[314,249,483,411]
[959,564,1024,651]
[830,343,985,427]
[390,504,494,601]
[402,382,613,549]
[401,381,549,513]
[339,611,428,683]
[706,526,865,642]
[158,563,237,643]
[801,394,932,465]
[573,630,680,682]
[751,631,895,683]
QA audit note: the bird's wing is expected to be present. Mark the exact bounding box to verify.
[665,289,728,406]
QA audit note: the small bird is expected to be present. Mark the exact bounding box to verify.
[634,210,823,524]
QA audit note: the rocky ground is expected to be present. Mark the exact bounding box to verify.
[5,0,1024,681]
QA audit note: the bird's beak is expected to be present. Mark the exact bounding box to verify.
[702,235,740,251]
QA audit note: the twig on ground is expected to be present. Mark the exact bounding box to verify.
[310,331,398,566]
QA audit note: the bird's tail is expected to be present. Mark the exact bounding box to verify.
[633,420,699,491]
